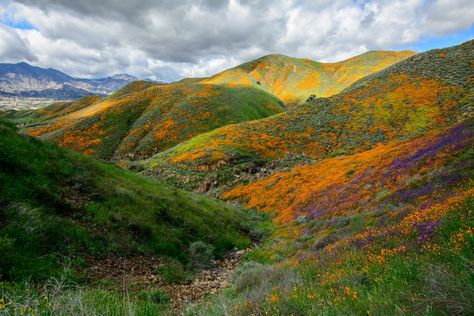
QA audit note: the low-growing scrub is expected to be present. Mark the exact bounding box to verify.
[188,241,215,269]
[155,260,190,284]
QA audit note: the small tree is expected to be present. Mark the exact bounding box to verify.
[306,94,316,102]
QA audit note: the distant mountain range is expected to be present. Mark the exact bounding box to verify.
[0,62,144,99]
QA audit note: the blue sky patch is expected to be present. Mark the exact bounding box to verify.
[392,24,474,52]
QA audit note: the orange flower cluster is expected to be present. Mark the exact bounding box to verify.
[58,121,106,155]
[398,190,473,235]
[450,226,473,251]
[368,245,407,265]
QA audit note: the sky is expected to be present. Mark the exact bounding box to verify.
[0,0,473,82]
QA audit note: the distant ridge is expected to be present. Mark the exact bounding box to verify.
[0,62,143,99]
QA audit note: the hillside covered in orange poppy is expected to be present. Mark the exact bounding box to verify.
[1,0,473,313]
[20,49,411,161]
[203,50,413,106]
[184,41,473,315]
[194,114,474,316]
[183,41,474,315]
[144,39,473,193]
[24,81,285,159]
[1,37,473,315]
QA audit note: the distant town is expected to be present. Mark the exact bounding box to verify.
[0,97,66,112]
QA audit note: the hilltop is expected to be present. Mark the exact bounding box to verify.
[202,50,414,106]
[144,40,473,194]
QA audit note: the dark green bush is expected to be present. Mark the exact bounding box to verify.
[155,260,189,284]
[188,241,215,268]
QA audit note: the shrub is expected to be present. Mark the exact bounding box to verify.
[295,215,306,224]
[240,210,273,242]
[247,226,268,241]
[188,241,215,269]
[0,236,15,278]
[155,261,189,284]
[233,261,281,293]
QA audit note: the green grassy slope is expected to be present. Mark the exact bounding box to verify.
[0,120,256,282]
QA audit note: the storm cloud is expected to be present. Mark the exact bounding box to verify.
[1,0,473,81]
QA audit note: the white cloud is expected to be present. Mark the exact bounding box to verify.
[0,0,472,81]
[0,23,35,61]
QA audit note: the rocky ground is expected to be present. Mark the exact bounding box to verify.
[163,249,245,311]
[86,248,251,314]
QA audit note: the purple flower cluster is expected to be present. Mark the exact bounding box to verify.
[386,121,472,176]
[307,207,327,220]
[413,220,440,245]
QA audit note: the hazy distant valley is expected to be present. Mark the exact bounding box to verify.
[0,62,148,111]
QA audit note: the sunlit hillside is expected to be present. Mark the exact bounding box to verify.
[16,50,412,162]
[24,82,284,160]
[203,50,413,106]
[1,1,472,315]
[147,40,472,189]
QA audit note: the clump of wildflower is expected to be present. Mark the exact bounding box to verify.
[450,226,473,251]
[344,287,357,300]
